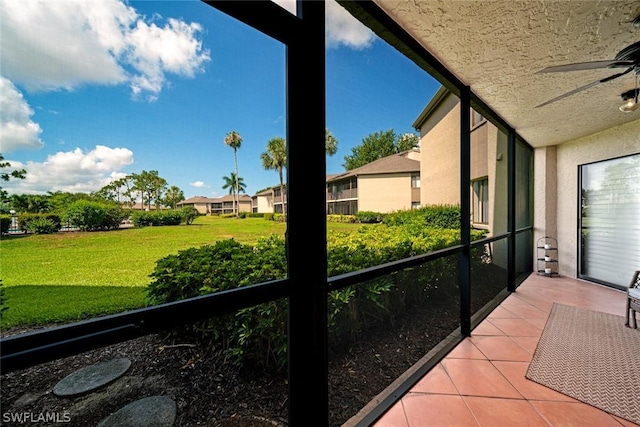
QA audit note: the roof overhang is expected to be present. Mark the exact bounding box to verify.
[347,1,640,148]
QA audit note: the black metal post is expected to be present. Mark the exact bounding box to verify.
[459,86,471,336]
[286,1,328,425]
[507,130,517,292]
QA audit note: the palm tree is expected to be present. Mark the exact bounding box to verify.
[325,128,338,156]
[260,137,287,216]
[222,172,246,195]
[222,172,246,214]
[223,130,243,216]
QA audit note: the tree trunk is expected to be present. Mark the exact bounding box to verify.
[233,149,239,217]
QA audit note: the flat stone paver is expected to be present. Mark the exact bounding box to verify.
[97,395,177,427]
[53,358,131,396]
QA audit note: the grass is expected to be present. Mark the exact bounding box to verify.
[0,216,365,330]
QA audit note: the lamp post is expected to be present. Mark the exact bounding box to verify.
[9,209,17,233]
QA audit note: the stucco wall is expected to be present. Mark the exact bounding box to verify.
[536,118,640,278]
[359,174,413,212]
[420,94,461,205]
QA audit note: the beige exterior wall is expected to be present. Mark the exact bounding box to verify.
[254,194,274,214]
[238,200,252,213]
[191,203,209,215]
[358,173,414,213]
[534,118,640,278]
[420,94,460,206]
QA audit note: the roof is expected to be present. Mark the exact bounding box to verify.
[412,85,451,130]
[327,150,420,182]
[180,196,215,204]
[179,194,252,204]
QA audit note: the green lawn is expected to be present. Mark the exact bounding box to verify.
[0,216,364,329]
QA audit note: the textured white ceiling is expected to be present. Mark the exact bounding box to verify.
[373,0,640,147]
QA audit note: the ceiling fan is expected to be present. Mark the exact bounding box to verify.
[535,15,640,109]
[535,40,640,109]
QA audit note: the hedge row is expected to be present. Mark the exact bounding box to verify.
[146,206,487,371]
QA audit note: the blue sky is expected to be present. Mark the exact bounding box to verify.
[1,0,439,199]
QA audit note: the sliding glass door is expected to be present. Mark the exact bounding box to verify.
[579,153,640,289]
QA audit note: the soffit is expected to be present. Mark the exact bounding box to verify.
[373,0,640,147]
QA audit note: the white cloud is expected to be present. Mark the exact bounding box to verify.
[189,181,206,188]
[325,1,375,50]
[0,0,210,100]
[1,145,134,195]
[270,0,375,49]
[0,77,44,153]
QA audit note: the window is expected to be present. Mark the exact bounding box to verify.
[472,178,489,224]
[411,173,421,189]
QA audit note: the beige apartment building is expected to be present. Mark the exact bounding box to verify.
[413,84,639,288]
[326,149,421,215]
[413,86,508,237]
[178,194,252,215]
[250,151,421,216]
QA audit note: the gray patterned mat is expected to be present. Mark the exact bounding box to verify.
[526,303,640,425]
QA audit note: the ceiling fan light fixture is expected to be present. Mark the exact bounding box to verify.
[619,88,640,113]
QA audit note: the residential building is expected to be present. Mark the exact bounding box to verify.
[253,150,421,216]
[413,86,511,268]
[177,194,252,215]
[414,86,505,234]
[326,149,421,214]
[251,188,274,214]
[251,186,286,214]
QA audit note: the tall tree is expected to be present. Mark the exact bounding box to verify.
[260,137,287,216]
[164,185,184,210]
[131,170,167,210]
[342,129,419,171]
[224,130,243,216]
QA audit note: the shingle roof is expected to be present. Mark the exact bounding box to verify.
[180,196,216,204]
[327,150,420,182]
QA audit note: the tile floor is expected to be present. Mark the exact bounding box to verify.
[372,274,639,427]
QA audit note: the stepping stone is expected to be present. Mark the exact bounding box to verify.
[53,358,131,397]
[97,395,176,427]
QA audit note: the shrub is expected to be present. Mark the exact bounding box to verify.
[63,201,125,231]
[0,215,10,234]
[102,205,129,230]
[25,217,57,234]
[147,236,288,369]
[18,213,62,233]
[383,204,461,229]
[327,214,357,223]
[181,207,199,225]
[131,210,182,227]
[146,207,492,371]
[262,213,284,222]
[355,211,384,223]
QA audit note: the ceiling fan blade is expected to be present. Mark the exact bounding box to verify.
[536,60,634,73]
[535,66,635,108]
